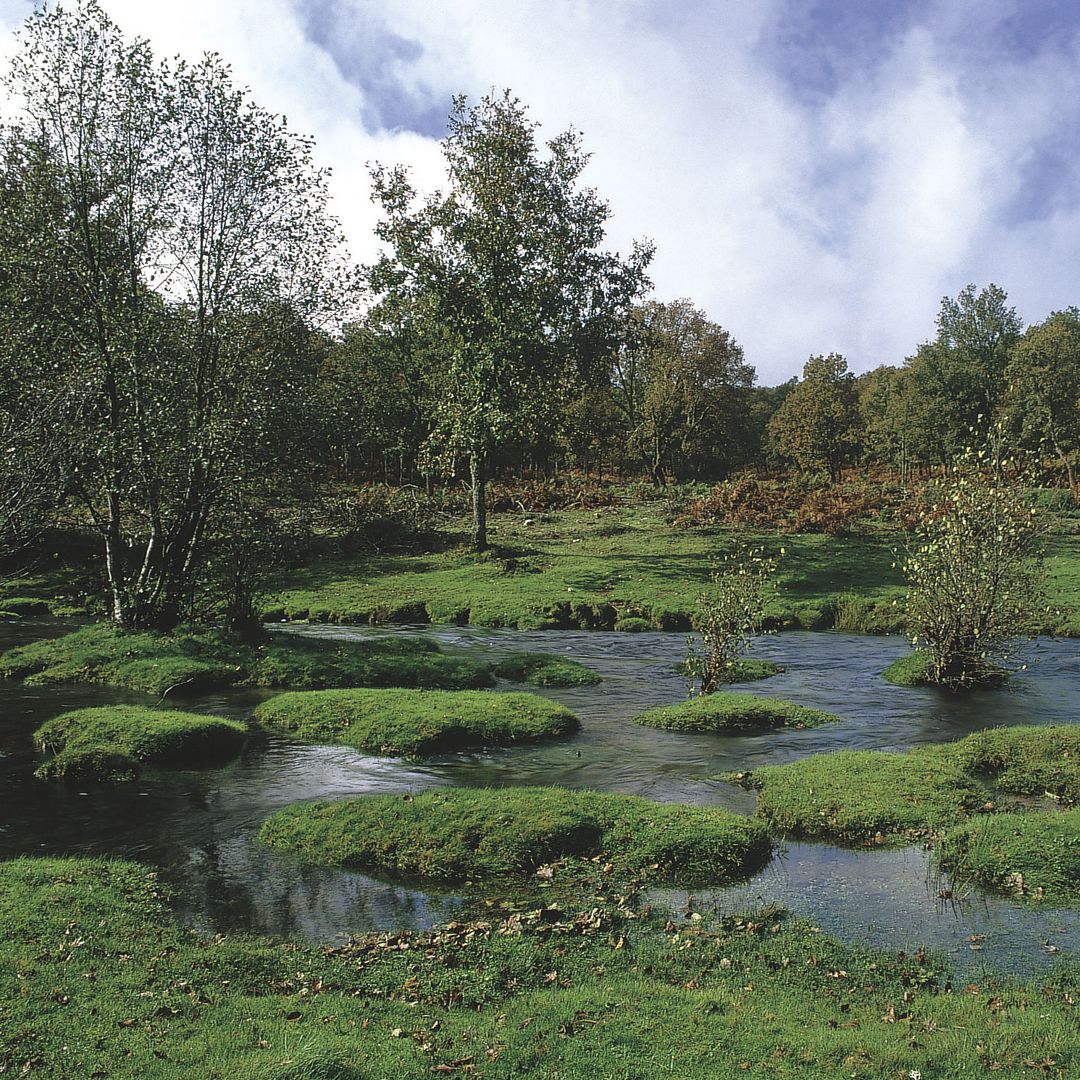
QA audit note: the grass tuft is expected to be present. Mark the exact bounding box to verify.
[492,652,602,687]
[33,705,247,780]
[254,688,579,758]
[635,691,836,733]
[260,786,773,886]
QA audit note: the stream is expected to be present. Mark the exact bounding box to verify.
[1,619,1078,975]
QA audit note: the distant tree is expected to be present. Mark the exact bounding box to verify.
[616,299,755,484]
[856,365,926,481]
[903,284,1022,464]
[1005,308,1080,490]
[766,353,862,481]
[903,450,1045,690]
[368,91,652,550]
[0,1,343,629]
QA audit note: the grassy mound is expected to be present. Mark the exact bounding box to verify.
[492,652,602,687]
[883,650,1007,689]
[0,623,492,694]
[260,786,773,886]
[33,705,247,780]
[938,807,1080,903]
[733,724,1080,842]
[635,691,837,733]
[673,658,784,684]
[2,857,1079,1078]
[0,596,50,618]
[254,689,579,757]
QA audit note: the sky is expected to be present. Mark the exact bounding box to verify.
[1,0,1080,384]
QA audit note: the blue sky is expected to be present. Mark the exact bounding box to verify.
[3,0,1080,382]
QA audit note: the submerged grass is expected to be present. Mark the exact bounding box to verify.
[634,691,836,733]
[2,856,1078,1079]
[253,688,579,758]
[33,705,247,780]
[259,786,773,886]
[939,807,1080,904]
[733,724,1080,843]
[492,652,602,687]
[0,623,492,694]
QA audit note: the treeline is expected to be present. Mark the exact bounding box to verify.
[2,2,1077,633]
[324,281,1080,490]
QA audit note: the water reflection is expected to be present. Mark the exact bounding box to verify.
[1,618,1078,972]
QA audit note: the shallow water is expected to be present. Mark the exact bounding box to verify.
[2,619,1078,974]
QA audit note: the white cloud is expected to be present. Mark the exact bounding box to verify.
[1,0,1079,381]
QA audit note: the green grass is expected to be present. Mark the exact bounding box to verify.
[634,692,838,733]
[2,856,1078,1079]
[33,705,247,780]
[492,651,602,687]
[253,688,579,757]
[733,724,1080,842]
[0,596,50,618]
[259,786,773,886]
[262,506,921,632]
[938,807,1080,903]
[883,649,1008,689]
[0,623,492,694]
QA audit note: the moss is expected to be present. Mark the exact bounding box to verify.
[635,691,835,734]
[254,688,579,758]
[613,616,652,632]
[260,786,772,886]
[33,705,247,781]
[492,652,602,687]
[938,807,1080,903]
[0,623,492,694]
[734,725,1080,842]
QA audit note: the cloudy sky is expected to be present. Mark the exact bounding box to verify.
[1,0,1079,383]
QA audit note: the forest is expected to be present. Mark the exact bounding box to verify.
[2,4,1080,1080]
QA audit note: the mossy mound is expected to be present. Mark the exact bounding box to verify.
[733,724,1080,842]
[0,623,491,694]
[0,596,51,618]
[938,807,1080,904]
[254,688,579,758]
[613,616,652,632]
[260,786,772,886]
[883,650,1007,689]
[33,705,247,781]
[635,691,836,734]
[673,658,784,684]
[492,652,602,687]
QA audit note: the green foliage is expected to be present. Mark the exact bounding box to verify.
[686,547,778,695]
[492,652,601,687]
[735,724,1080,842]
[33,705,246,780]
[635,691,835,733]
[0,623,492,693]
[253,688,579,758]
[938,807,1080,903]
[902,454,1047,689]
[2,857,1079,1078]
[260,786,772,886]
[766,354,863,481]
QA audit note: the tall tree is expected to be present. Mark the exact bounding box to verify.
[766,353,862,481]
[367,91,652,550]
[616,299,755,484]
[0,1,343,629]
[1005,308,1080,490]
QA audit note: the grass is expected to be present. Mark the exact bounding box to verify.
[492,651,602,687]
[634,692,838,733]
[259,786,773,886]
[2,856,1079,1078]
[732,724,1080,842]
[938,807,1080,904]
[253,688,580,758]
[883,649,1008,689]
[33,705,247,780]
[0,623,492,694]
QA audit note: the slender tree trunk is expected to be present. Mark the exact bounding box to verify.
[470,451,488,552]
